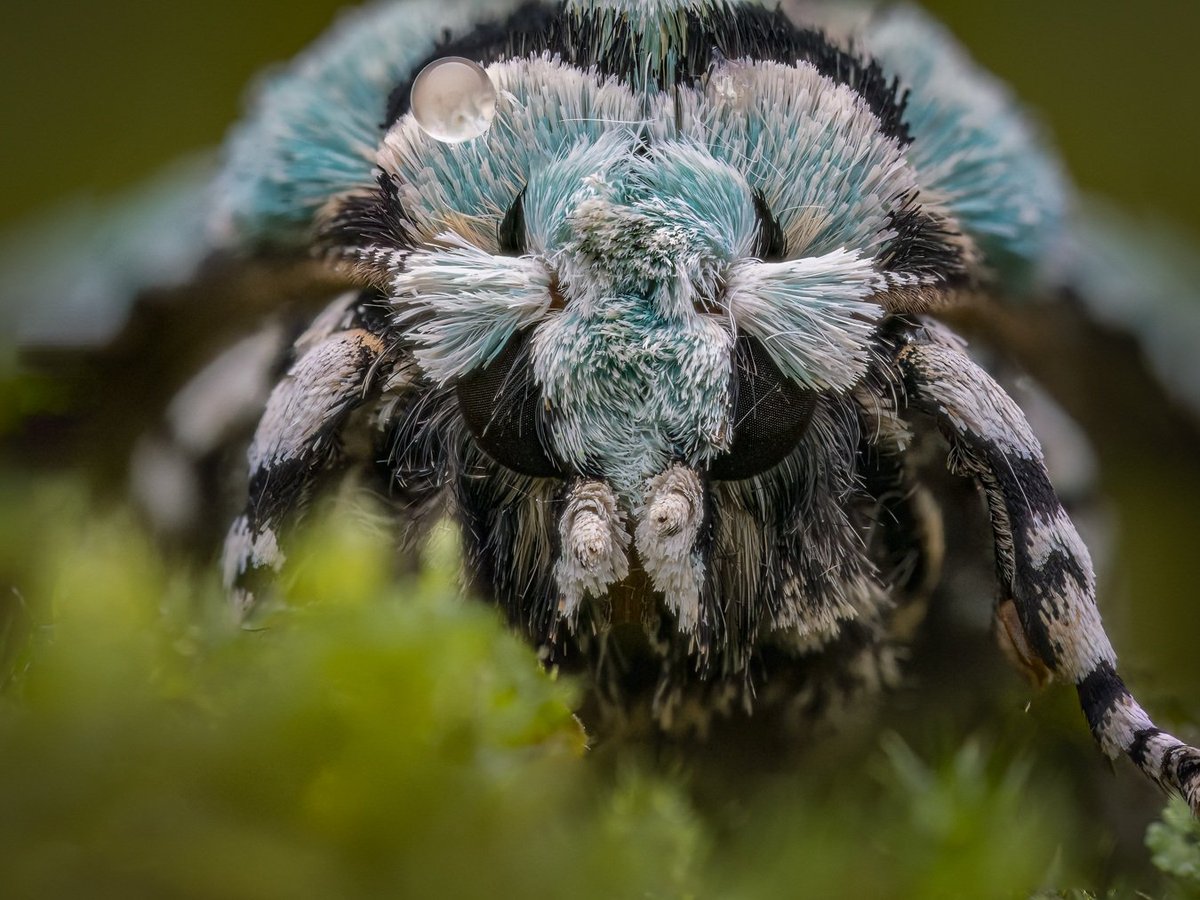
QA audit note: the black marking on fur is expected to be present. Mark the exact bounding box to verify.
[1175,748,1200,785]
[711,333,817,481]
[752,191,787,261]
[1076,661,1126,732]
[1129,727,1165,768]
[383,379,459,501]
[235,557,285,606]
[1023,544,1089,603]
[454,444,563,637]
[456,329,563,478]
[858,434,934,596]
[349,286,400,339]
[983,450,1083,673]
[246,455,319,533]
[321,172,414,254]
[498,189,528,255]
[993,454,1066,520]
[713,4,910,143]
[689,471,724,675]
[383,1,910,143]
[880,203,966,281]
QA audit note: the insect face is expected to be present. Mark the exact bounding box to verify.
[363,63,928,660]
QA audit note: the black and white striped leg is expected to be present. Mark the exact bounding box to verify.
[222,295,398,614]
[897,324,1200,814]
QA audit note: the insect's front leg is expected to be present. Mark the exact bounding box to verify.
[894,322,1200,814]
[222,293,407,614]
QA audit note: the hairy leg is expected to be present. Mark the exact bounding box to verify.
[222,293,410,613]
[895,321,1200,813]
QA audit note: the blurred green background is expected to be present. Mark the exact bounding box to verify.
[2,2,1200,897]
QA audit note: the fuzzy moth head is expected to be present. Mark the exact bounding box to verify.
[383,132,873,494]
[315,14,970,630]
[347,54,965,493]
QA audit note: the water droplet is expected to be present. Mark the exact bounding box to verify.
[410,57,497,144]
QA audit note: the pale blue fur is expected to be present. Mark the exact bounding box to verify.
[562,143,757,318]
[207,0,1076,496]
[532,297,733,497]
[661,59,922,262]
[379,58,644,251]
[862,5,1067,288]
[725,250,884,390]
[625,142,760,261]
[524,131,641,256]
[378,35,927,491]
[213,0,522,247]
[533,145,744,491]
[393,236,553,384]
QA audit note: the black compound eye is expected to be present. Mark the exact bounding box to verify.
[710,333,817,481]
[456,330,562,478]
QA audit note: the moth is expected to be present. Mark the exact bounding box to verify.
[7,0,1199,814]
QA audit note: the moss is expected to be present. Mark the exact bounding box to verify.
[0,481,1196,898]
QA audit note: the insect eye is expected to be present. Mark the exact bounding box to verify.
[710,334,817,480]
[456,330,563,478]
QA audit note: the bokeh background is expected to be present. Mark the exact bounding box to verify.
[1,2,1199,897]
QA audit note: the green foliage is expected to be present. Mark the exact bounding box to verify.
[0,490,701,899]
[1,480,1198,899]
[1147,798,1200,898]
[704,735,1070,900]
